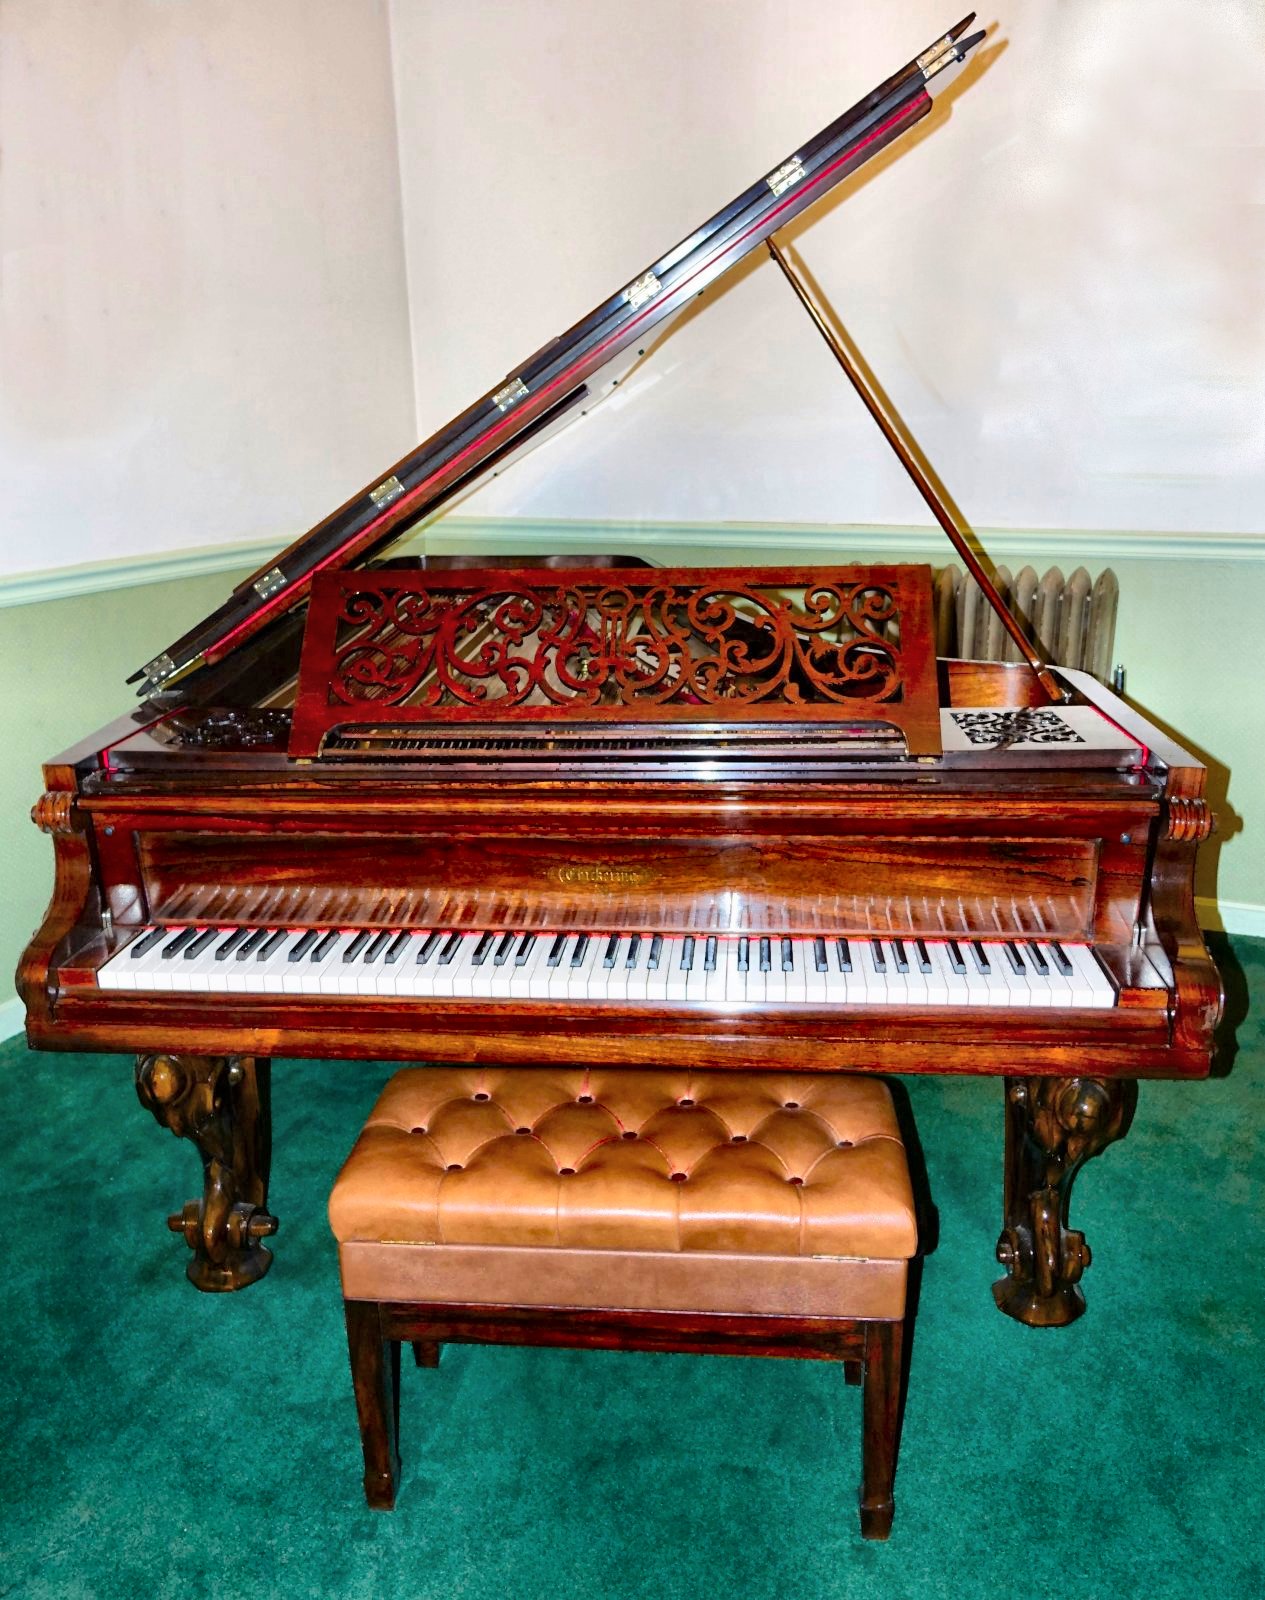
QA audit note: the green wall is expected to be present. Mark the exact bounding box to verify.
[0,566,254,1034]
[3,531,1260,1036]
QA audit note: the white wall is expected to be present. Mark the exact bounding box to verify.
[389,0,1265,538]
[0,0,416,577]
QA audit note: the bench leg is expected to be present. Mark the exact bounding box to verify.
[345,1300,400,1509]
[412,1341,441,1368]
[859,1319,904,1540]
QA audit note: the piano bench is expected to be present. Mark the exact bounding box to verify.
[329,1066,919,1539]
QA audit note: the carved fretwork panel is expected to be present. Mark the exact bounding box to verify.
[290,565,940,757]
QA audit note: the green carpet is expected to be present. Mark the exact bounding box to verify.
[2,936,1261,1600]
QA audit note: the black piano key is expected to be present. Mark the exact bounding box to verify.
[648,934,663,971]
[891,937,909,974]
[160,927,199,960]
[737,936,750,973]
[915,938,932,974]
[681,935,695,971]
[416,930,443,965]
[1049,940,1074,977]
[183,928,218,959]
[342,931,370,963]
[236,928,270,960]
[258,929,288,960]
[835,937,852,973]
[780,936,793,972]
[289,929,320,962]
[971,940,991,975]
[947,939,967,974]
[363,931,392,964]
[215,927,250,961]
[384,930,412,964]
[1004,941,1026,975]
[514,932,537,966]
[130,926,171,959]
[547,933,567,968]
[603,934,620,969]
[1026,940,1050,976]
[493,932,516,966]
[438,932,463,965]
[471,932,495,966]
[758,936,771,973]
[870,938,887,974]
[813,936,828,973]
[704,935,718,973]
[312,930,340,961]
[570,933,590,967]
[625,933,642,969]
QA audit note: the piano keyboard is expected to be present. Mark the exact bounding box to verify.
[97,926,1117,1008]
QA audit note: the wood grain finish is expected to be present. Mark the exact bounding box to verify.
[134,1053,276,1291]
[993,1076,1137,1326]
[19,651,1221,1323]
[349,1299,908,1538]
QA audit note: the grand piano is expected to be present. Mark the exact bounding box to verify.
[17,15,1221,1329]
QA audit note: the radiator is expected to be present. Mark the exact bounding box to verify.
[933,564,1119,680]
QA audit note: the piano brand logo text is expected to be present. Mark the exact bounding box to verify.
[553,864,650,888]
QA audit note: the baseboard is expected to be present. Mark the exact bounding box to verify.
[4,517,1265,610]
[1196,897,1265,939]
[0,997,27,1044]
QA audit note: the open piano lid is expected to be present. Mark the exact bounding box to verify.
[129,16,984,700]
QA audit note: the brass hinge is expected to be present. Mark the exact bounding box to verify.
[622,271,662,310]
[369,474,405,508]
[766,155,805,197]
[140,651,176,687]
[493,376,529,411]
[253,566,287,600]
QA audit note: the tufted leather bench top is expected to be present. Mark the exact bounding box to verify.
[331,1068,916,1268]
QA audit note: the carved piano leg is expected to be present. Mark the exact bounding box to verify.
[134,1053,277,1292]
[993,1076,1137,1328]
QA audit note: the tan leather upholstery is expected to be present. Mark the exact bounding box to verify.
[330,1068,916,1316]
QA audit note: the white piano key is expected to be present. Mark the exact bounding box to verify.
[643,935,672,1003]
[856,938,890,1005]
[97,927,154,990]
[293,931,358,996]
[433,934,479,998]
[780,937,807,1003]
[920,942,953,1007]
[663,936,691,1003]
[388,933,443,998]
[181,928,240,993]
[566,934,604,1001]
[1064,943,1115,1008]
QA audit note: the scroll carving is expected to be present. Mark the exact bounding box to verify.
[290,564,942,758]
[328,576,906,712]
[993,1076,1137,1327]
[31,791,74,835]
[135,1053,276,1291]
[1165,797,1214,843]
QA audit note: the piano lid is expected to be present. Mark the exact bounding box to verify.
[130,15,984,699]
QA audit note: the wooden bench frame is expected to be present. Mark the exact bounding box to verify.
[344,1296,907,1539]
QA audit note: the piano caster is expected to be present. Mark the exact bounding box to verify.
[135,1052,275,1292]
[992,1076,1137,1328]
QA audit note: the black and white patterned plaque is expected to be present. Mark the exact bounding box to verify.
[950,709,1086,747]
[940,704,1142,763]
